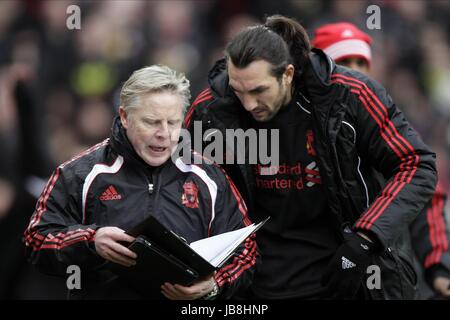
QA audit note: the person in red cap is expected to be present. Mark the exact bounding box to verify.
[312,22,372,75]
[313,22,450,299]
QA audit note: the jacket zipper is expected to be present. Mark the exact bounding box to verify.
[148,181,154,194]
[144,171,158,219]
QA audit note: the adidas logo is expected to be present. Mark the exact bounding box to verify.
[341,256,356,269]
[99,185,122,201]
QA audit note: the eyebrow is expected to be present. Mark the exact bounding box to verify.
[143,116,181,122]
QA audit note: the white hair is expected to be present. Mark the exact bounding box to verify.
[120,64,191,114]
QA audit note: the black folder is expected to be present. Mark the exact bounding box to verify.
[109,215,268,297]
[108,216,215,297]
[110,235,198,297]
[127,215,216,276]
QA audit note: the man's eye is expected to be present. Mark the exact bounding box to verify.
[230,86,241,95]
[252,88,265,94]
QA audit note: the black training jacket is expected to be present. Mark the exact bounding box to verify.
[184,49,437,299]
[24,117,259,299]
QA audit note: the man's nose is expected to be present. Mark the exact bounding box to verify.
[156,122,170,139]
[241,94,258,112]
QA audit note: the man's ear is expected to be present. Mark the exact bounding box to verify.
[284,64,295,85]
[119,106,129,129]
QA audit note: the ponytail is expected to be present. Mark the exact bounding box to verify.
[264,15,311,76]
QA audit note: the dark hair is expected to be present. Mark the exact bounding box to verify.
[225,15,311,80]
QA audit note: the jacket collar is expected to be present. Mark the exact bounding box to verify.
[208,58,229,98]
[299,48,338,106]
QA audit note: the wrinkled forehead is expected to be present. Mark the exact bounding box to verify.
[133,91,184,118]
[228,59,276,91]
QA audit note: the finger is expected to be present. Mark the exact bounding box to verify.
[110,241,137,259]
[109,255,135,267]
[110,228,136,243]
[173,284,201,298]
[160,284,175,300]
[175,282,212,299]
[161,286,180,300]
[105,249,136,267]
[111,255,136,267]
[171,283,201,300]
[162,283,179,295]
[160,289,173,300]
[161,283,186,300]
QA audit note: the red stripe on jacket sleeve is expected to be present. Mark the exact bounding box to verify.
[24,142,108,251]
[215,234,258,287]
[331,74,419,230]
[224,174,252,226]
[24,168,61,242]
[424,189,448,268]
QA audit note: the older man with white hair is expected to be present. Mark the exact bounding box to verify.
[24,65,258,300]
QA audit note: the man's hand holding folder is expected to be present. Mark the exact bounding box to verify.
[94,227,137,267]
[161,273,218,300]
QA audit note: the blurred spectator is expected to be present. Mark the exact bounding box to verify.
[0,64,64,299]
